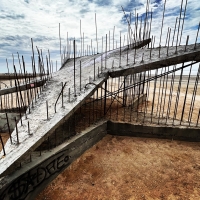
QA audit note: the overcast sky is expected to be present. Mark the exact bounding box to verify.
[0,0,199,73]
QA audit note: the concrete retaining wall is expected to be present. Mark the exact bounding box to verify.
[107,121,200,142]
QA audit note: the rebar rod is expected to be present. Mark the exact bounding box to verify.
[5,112,12,144]
[167,28,171,56]
[46,100,48,120]
[159,0,166,47]
[151,69,158,122]
[179,0,188,45]
[194,22,200,50]
[172,17,178,46]
[28,121,31,135]
[119,33,121,67]
[104,81,107,115]
[74,40,76,97]
[161,66,169,119]
[94,58,96,81]
[143,69,150,123]
[188,64,200,125]
[180,63,192,124]
[172,66,184,125]
[165,27,170,47]
[105,34,107,69]
[175,0,184,53]
[95,13,98,53]
[196,109,200,127]
[156,68,163,116]
[15,117,19,144]
[0,134,6,156]
[158,67,167,124]
[113,26,115,50]
[185,35,189,52]
[80,61,82,91]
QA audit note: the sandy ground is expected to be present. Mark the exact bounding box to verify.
[36,135,200,200]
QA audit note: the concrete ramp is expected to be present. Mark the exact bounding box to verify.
[0,41,200,177]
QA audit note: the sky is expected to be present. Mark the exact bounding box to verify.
[0,0,199,73]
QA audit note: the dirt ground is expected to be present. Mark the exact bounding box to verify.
[36,135,200,200]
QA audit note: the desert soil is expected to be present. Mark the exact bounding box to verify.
[36,135,200,200]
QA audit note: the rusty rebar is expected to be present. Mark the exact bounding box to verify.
[151,69,158,122]
[172,66,184,125]
[6,113,12,144]
[74,40,76,97]
[28,121,31,135]
[159,0,166,47]
[0,134,6,156]
[179,0,188,45]
[94,58,96,81]
[46,100,48,120]
[167,28,171,56]
[185,35,189,52]
[172,17,178,46]
[196,109,200,127]
[175,0,184,53]
[194,22,200,50]
[188,64,200,125]
[15,117,19,144]
[180,63,193,124]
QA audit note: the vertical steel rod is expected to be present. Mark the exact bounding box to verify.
[180,63,192,124]
[179,0,188,45]
[6,113,12,144]
[175,0,184,53]
[0,134,6,156]
[15,117,19,144]
[94,58,96,81]
[74,40,76,97]
[151,69,158,123]
[194,22,200,50]
[159,0,166,48]
[104,80,107,115]
[80,61,81,91]
[46,100,48,120]
[172,66,184,125]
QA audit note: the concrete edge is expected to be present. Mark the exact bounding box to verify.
[107,121,200,142]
